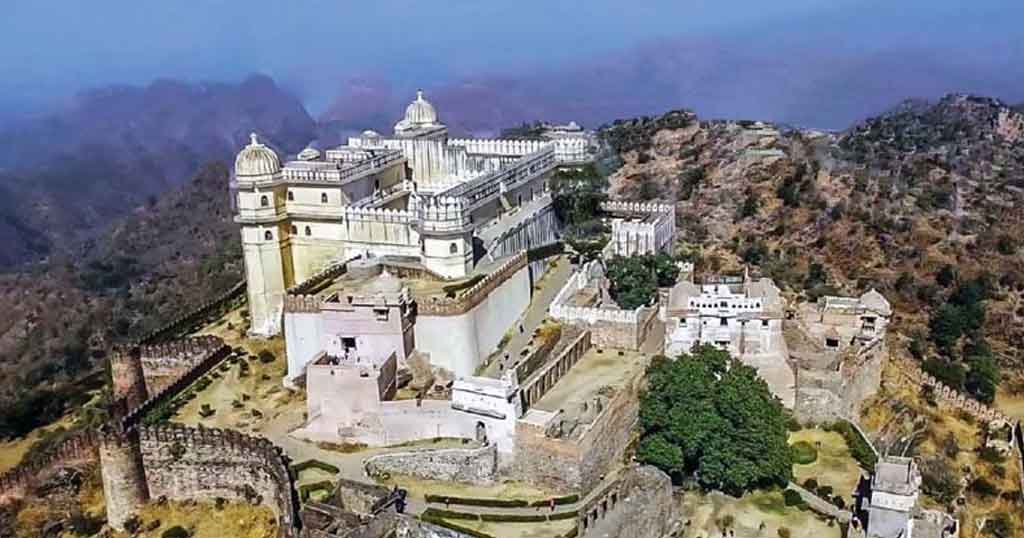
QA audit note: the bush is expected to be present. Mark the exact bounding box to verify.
[425,495,528,508]
[824,421,877,469]
[979,446,1006,464]
[782,489,805,507]
[298,480,334,502]
[802,478,819,491]
[778,527,792,538]
[291,459,341,475]
[479,513,548,523]
[790,441,818,465]
[162,527,190,538]
[816,485,833,498]
[257,350,276,363]
[969,477,1000,498]
[920,458,960,504]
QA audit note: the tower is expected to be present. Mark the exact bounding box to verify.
[233,134,289,336]
[109,346,147,411]
[418,196,474,278]
[99,426,149,531]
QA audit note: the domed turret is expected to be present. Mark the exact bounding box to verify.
[297,146,321,161]
[394,90,443,135]
[235,133,281,178]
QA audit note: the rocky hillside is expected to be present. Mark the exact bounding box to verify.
[0,75,314,267]
[603,94,1024,362]
[0,163,242,438]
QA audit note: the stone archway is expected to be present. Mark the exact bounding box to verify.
[475,421,488,445]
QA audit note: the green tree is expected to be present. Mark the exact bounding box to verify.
[638,346,793,495]
[965,351,1000,404]
[605,254,680,310]
[549,164,608,233]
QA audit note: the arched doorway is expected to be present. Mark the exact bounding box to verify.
[475,421,488,445]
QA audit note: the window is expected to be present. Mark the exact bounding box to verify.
[720,317,728,327]
[260,195,269,207]
[264,230,273,240]
[290,225,297,234]
[762,319,769,327]
[341,337,357,352]
[449,242,458,254]
[719,301,727,308]
[826,338,840,348]
[287,190,294,201]
[305,226,312,236]
[374,308,389,322]
[321,192,328,204]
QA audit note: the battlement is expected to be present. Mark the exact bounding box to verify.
[121,342,232,429]
[134,280,246,345]
[436,145,556,203]
[342,206,416,224]
[600,201,674,215]
[417,195,471,233]
[0,430,98,494]
[448,138,549,157]
[418,252,528,315]
[281,150,404,185]
[284,294,322,313]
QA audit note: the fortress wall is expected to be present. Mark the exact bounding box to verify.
[135,336,226,396]
[138,424,299,537]
[520,331,591,410]
[895,356,1014,424]
[0,431,98,499]
[416,260,530,376]
[283,300,324,385]
[135,280,246,345]
[363,444,498,485]
[793,340,886,424]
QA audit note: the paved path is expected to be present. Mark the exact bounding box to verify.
[481,256,573,377]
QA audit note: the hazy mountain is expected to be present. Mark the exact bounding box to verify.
[0,74,315,267]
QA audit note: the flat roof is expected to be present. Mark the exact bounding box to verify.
[532,347,647,414]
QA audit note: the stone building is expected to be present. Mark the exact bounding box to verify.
[233,90,590,336]
[859,456,958,538]
[663,272,794,406]
[601,201,676,257]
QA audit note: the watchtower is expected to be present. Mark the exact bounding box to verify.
[109,346,148,411]
[98,425,150,531]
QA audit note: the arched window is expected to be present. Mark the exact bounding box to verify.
[449,242,458,254]
[260,195,269,207]
[305,226,312,236]
[264,230,273,241]
[321,192,328,204]
[290,225,297,234]
[287,190,294,201]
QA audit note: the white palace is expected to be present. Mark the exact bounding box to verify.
[232,90,591,335]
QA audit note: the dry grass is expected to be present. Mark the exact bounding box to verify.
[678,489,841,538]
[128,500,277,538]
[376,474,563,504]
[789,429,864,504]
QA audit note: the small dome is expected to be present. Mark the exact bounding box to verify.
[395,90,440,133]
[297,146,321,161]
[361,129,381,138]
[235,133,280,177]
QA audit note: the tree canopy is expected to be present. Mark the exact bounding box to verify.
[549,163,608,234]
[637,345,793,495]
[605,253,679,310]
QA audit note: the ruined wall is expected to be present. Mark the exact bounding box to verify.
[0,431,97,500]
[138,424,299,537]
[363,444,497,485]
[514,367,642,493]
[579,466,677,538]
[794,340,886,424]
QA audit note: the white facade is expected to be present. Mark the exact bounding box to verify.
[233,91,589,336]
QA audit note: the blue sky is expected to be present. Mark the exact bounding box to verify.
[1,0,1022,123]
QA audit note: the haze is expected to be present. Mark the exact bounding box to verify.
[2,0,1022,128]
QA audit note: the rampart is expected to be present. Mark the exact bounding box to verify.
[362,444,498,485]
[418,253,528,316]
[287,256,356,296]
[894,356,1014,424]
[137,424,300,536]
[520,331,591,410]
[135,280,246,345]
[577,466,677,538]
[130,335,227,396]
[0,430,98,499]
[793,338,887,424]
[549,263,658,350]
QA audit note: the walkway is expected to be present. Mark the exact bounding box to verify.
[481,256,573,378]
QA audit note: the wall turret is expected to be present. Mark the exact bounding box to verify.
[110,346,148,411]
[99,426,150,531]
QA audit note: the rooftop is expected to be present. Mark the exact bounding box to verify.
[532,347,647,414]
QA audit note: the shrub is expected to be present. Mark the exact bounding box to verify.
[979,446,1006,464]
[920,458,960,504]
[421,508,480,521]
[782,489,805,507]
[816,485,833,498]
[291,459,341,475]
[479,513,548,523]
[298,480,334,502]
[198,404,215,418]
[969,477,1000,498]
[790,441,818,465]
[824,421,877,469]
[802,478,819,491]
[162,526,190,538]
[832,496,846,510]
[778,527,792,538]
[257,350,276,363]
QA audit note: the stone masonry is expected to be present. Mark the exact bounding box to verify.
[362,444,498,485]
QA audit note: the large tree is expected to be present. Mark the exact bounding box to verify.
[605,253,680,309]
[637,345,793,495]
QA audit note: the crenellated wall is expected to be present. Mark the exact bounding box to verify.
[133,335,227,396]
[0,431,98,501]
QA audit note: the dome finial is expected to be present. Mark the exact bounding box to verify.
[249,132,260,145]
[416,89,424,101]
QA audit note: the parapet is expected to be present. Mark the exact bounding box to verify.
[418,252,527,315]
[284,294,322,313]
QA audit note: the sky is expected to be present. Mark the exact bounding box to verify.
[1,0,1022,127]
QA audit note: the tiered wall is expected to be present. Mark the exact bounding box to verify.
[578,466,677,538]
[120,342,232,427]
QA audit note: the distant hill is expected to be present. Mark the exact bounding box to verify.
[0,74,315,267]
[604,94,1024,362]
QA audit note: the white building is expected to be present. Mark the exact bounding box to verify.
[232,90,589,336]
[862,457,958,538]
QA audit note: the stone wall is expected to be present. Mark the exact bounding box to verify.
[136,335,227,395]
[138,424,299,537]
[549,263,658,351]
[579,466,677,538]
[793,339,886,424]
[520,331,590,410]
[363,444,497,485]
[894,357,1014,424]
[514,361,642,493]
[135,280,246,345]
[0,430,98,500]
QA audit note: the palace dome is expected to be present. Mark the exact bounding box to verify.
[235,133,281,177]
[394,90,441,133]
